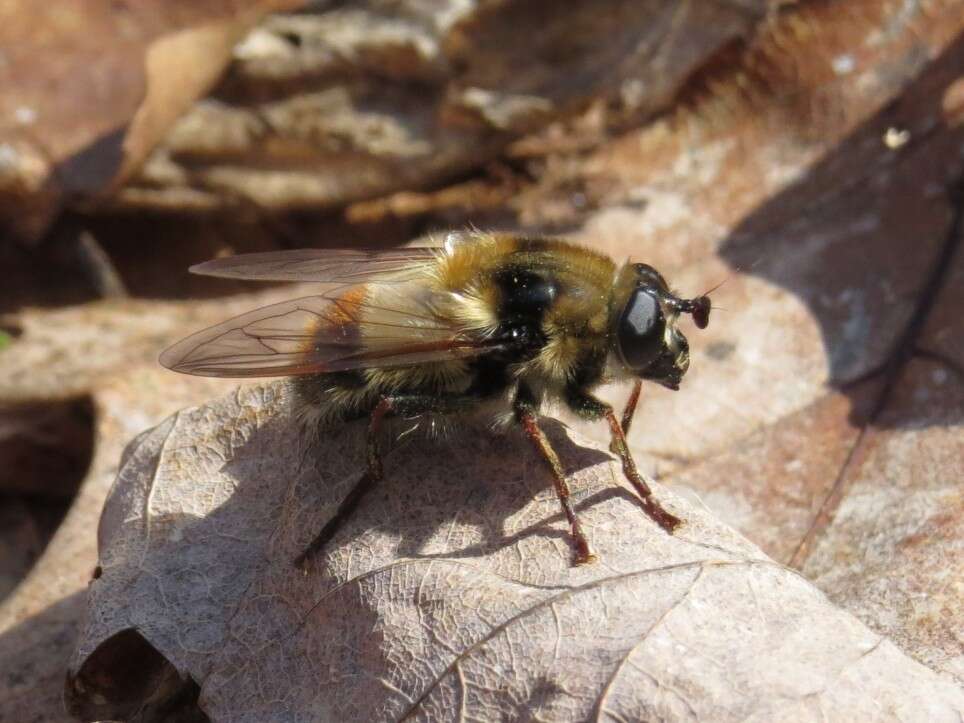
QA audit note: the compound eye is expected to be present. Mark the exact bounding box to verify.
[633,263,668,291]
[617,289,666,370]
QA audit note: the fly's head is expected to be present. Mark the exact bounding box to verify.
[612,263,711,390]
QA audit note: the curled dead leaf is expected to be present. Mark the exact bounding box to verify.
[0,0,304,240]
[66,383,964,720]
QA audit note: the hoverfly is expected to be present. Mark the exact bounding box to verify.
[160,231,710,567]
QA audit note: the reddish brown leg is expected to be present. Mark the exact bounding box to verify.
[604,409,681,533]
[621,380,642,435]
[611,380,642,454]
[516,406,596,565]
[295,398,394,570]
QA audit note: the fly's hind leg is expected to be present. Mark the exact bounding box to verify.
[566,388,681,535]
[514,385,596,565]
[295,393,477,571]
[295,397,393,571]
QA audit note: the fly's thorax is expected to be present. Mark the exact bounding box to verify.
[432,231,511,291]
[433,232,624,389]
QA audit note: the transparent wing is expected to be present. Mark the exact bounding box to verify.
[188,247,440,283]
[159,287,505,378]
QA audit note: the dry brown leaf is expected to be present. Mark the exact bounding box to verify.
[554,3,964,681]
[64,383,964,720]
[0,288,295,404]
[0,367,235,722]
[0,295,250,721]
[0,0,302,239]
[0,2,962,720]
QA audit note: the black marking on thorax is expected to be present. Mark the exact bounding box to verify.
[461,266,559,399]
[493,266,558,319]
[490,266,557,358]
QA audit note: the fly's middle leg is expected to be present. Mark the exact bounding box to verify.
[514,385,596,565]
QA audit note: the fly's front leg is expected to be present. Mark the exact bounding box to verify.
[621,379,642,436]
[606,408,681,533]
[609,379,642,454]
[566,388,681,534]
[295,393,476,571]
[514,385,596,565]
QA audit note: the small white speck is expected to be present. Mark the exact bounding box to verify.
[233,27,293,61]
[14,106,36,125]
[931,367,949,385]
[621,78,646,107]
[884,127,910,149]
[0,143,19,169]
[838,288,855,304]
[784,459,804,473]
[832,54,855,75]
[850,215,881,234]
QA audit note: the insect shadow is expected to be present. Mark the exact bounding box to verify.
[318,416,613,564]
[216,409,618,568]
